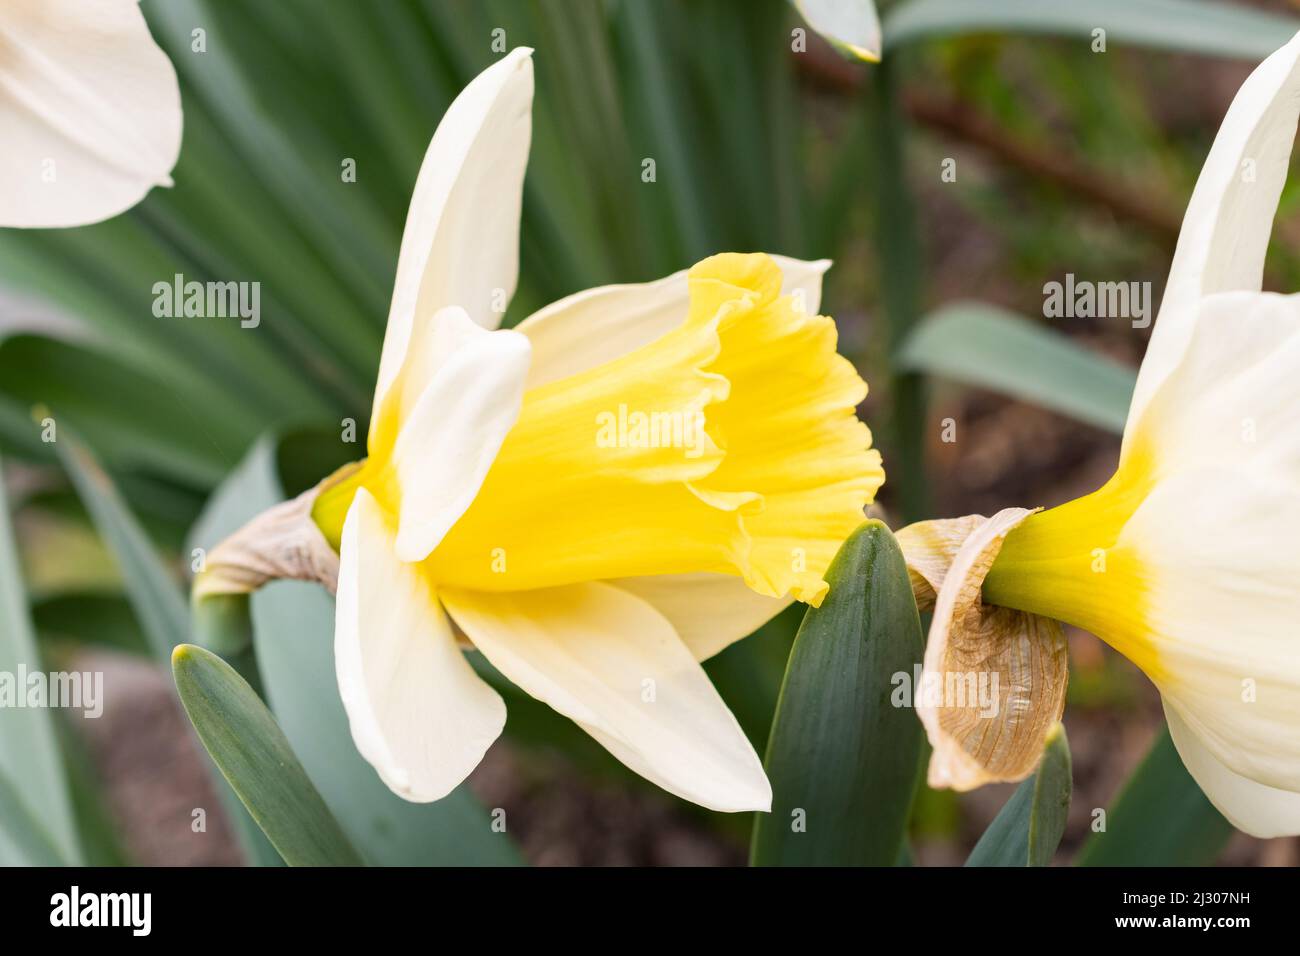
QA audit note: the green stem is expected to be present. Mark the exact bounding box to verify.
[870,58,929,523]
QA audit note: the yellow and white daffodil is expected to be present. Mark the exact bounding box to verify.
[907,31,1300,838]
[203,48,882,812]
[0,0,181,227]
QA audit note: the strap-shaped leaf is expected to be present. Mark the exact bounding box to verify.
[0,768,68,866]
[966,723,1072,866]
[1076,728,1232,866]
[899,303,1136,434]
[751,520,925,865]
[54,429,187,661]
[0,454,80,865]
[173,644,363,867]
[886,0,1300,61]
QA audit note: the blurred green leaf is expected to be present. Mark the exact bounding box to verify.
[56,720,131,867]
[0,218,326,434]
[885,0,1300,61]
[0,335,238,487]
[751,520,925,866]
[0,454,80,865]
[54,432,187,661]
[966,723,1072,867]
[899,302,1136,433]
[871,58,929,521]
[0,768,68,866]
[613,1,715,263]
[794,0,882,62]
[34,594,151,657]
[173,643,363,867]
[148,0,399,323]
[1076,727,1233,866]
[194,433,522,865]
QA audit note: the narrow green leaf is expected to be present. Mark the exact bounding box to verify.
[1076,728,1233,866]
[528,0,653,280]
[54,431,187,661]
[614,0,717,262]
[885,0,1300,61]
[899,302,1136,434]
[871,60,929,521]
[55,719,132,867]
[172,644,363,867]
[0,768,68,866]
[794,0,882,62]
[0,454,80,865]
[751,520,925,866]
[966,723,1072,867]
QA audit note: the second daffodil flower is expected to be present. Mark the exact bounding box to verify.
[198,48,882,813]
[0,0,182,227]
[900,31,1300,838]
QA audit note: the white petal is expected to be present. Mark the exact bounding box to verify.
[1165,702,1300,838]
[335,488,505,802]
[1129,291,1300,473]
[610,573,791,661]
[372,48,533,430]
[795,0,882,62]
[516,255,831,389]
[1119,465,1300,795]
[389,307,531,562]
[0,0,182,227]
[1127,29,1300,441]
[441,582,771,812]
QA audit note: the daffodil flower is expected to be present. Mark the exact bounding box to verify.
[903,31,1300,838]
[201,48,881,812]
[0,0,182,228]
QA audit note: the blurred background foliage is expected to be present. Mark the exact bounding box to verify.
[2,0,1299,865]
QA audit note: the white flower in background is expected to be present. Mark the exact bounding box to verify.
[196,48,883,812]
[0,0,182,228]
[793,0,881,62]
[920,30,1300,838]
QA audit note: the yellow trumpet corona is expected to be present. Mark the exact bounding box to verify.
[315,253,879,606]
